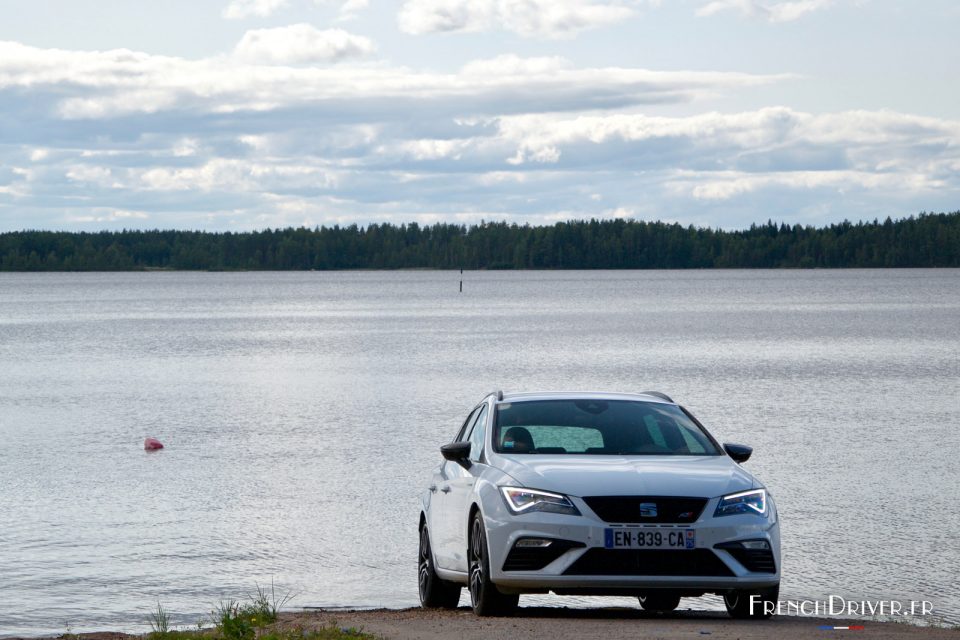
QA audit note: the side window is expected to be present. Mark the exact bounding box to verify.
[456,407,481,442]
[468,405,488,461]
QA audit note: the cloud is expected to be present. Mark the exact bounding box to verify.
[136,158,341,193]
[352,106,960,214]
[340,0,369,12]
[460,54,572,75]
[491,108,960,176]
[66,165,114,185]
[673,169,945,201]
[66,208,150,223]
[311,0,371,20]
[1,39,958,232]
[0,42,783,121]
[397,0,636,38]
[696,0,834,22]
[233,25,376,64]
[223,0,369,22]
[223,0,289,19]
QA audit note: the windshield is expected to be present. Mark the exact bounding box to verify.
[493,399,720,456]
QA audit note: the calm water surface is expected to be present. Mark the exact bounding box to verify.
[0,270,958,636]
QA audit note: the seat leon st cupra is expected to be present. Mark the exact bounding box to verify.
[418,391,780,618]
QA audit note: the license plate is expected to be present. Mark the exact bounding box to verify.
[604,528,695,550]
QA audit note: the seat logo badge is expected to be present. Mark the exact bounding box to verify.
[639,502,658,517]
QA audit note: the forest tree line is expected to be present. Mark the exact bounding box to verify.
[1,212,958,270]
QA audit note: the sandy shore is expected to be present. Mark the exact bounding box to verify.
[15,607,958,640]
[289,607,958,640]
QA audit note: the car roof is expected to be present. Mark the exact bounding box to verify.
[497,391,675,405]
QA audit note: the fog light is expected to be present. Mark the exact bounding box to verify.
[714,539,770,550]
[740,540,770,550]
[515,538,553,548]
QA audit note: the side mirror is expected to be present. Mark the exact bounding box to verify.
[723,443,753,464]
[440,441,472,465]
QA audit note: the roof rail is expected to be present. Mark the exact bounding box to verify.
[640,390,674,403]
[490,389,503,401]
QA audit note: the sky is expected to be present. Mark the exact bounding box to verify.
[0,0,958,231]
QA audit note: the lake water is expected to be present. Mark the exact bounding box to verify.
[0,270,958,636]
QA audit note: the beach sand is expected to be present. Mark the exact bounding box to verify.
[13,606,959,640]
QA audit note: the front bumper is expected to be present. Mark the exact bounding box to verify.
[485,495,781,594]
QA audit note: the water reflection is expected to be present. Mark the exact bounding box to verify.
[0,270,957,635]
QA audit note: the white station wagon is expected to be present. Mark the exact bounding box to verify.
[418,391,781,618]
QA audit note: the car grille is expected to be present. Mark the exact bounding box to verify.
[724,547,777,573]
[582,496,707,524]
[502,539,585,571]
[563,549,734,577]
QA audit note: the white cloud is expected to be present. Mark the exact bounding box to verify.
[223,0,289,19]
[233,25,376,64]
[311,0,371,21]
[492,107,960,167]
[67,208,150,223]
[394,138,472,160]
[172,138,200,157]
[336,0,369,20]
[460,54,572,76]
[696,0,834,22]
[137,159,341,193]
[2,39,958,232]
[398,0,635,38]
[66,165,114,185]
[679,170,945,201]
[0,42,782,120]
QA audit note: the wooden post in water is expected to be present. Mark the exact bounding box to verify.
[460,268,463,293]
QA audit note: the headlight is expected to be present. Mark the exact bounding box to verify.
[714,488,766,517]
[500,487,581,516]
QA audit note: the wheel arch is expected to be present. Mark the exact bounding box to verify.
[468,501,481,521]
[467,501,482,548]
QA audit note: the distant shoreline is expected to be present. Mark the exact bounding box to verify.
[2,212,958,270]
[1,265,960,273]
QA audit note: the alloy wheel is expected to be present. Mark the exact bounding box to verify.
[418,526,432,602]
[469,516,484,607]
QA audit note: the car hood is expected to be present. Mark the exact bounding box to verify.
[494,454,755,498]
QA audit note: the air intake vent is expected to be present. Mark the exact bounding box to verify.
[564,549,734,577]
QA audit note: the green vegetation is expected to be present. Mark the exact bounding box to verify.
[208,582,294,639]
[149,602,170,634]
[146,623,374,640]
[144,586,375,640]
[2,211,959,270]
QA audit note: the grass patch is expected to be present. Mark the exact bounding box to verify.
[147,624,374,640]
[146,585,375,640]
[149,602,170,634]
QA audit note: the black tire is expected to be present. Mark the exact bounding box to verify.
[468,512,519,617]
[724,585,779,619]
[638,593,681,612]
[418,524,461,608]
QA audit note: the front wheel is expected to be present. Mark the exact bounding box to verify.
[418,524,461,608]
[638,593,681,612]
[724,585,779,619]
[468,512,519,617]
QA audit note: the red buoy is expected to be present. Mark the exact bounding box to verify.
[144,437,164,451]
